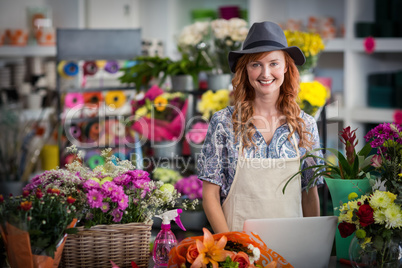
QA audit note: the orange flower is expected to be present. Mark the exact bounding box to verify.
[67,196,76,204]
[20,201,32,211]
[186,244,199,264]
[154,96,168,112]
[232,252,251,268]
[191,228,234,268]
[51,188,61,195]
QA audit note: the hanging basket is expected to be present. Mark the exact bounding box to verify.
[60,222,152,268]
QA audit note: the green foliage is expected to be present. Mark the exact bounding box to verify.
[0,192,77,258]
[283,142,375,193]
[220,256,239,268]
[118,56,172,91]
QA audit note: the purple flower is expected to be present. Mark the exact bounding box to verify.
[100,202,110,213]
[117,194,129,210]
[110,208,123,222]
[83,179,100,190]
[87,189,104,208]
[113,173,130,186]
[110,187,125,203]
[101,181,119,197]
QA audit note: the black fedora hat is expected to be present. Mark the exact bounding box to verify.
[228,21,306,73]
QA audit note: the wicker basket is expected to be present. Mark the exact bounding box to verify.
[60,222,152,268]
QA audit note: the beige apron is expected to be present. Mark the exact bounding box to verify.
[222,129,303,232]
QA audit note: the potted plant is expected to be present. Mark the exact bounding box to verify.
[283,126,375,260]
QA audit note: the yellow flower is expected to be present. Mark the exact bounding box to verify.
[348,192,358,200]
[369,190,393,209]
[135,106,149,118]
[384,203,402,228]
[154,96,168,112]
[361,237,372,250]
[104,91,126,109]
[192,228,233,268]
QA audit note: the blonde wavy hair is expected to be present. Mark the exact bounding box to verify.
[231,51,314,150]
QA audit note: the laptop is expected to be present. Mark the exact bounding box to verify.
[243,216,337,268]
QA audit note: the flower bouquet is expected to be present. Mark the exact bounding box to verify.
[284,30,325,75]
[337,190,402,267]
[364,122,402,204]
[186,122,209,146]
[210,18,249,74]
[0,188,78,268]
[168,227,293,268]
[131,85,188,142]
[297,80,329,119]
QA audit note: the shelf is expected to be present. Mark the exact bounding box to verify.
[0,45,56,57]
[323,38,346,52]
[61,86,136,93]
[351,38,402,53]
[349,107,396,123]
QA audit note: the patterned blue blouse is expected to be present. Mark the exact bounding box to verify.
[197,106,324,203]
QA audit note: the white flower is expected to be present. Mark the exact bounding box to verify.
[384,203,402,229]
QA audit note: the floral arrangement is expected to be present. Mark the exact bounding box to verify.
[185,122,209,145]
[284,30,325,75]
[174,175,203,200]
[284,126,375,192]
[131,85,188,142]
[210,18,249,74]
[364,122,402,204]
[198,89,231,120]
[0,188,77,266]
[337,190,402,267]
[297,80,329,118]
[168,227,293,268]
[152,167,183,185]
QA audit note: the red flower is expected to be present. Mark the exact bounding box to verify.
[232,252,251,268]
[339,126,358,165]
[0,195,3,203]
[338,222,356,238]
[186,243,199,264]
[20,201,32,211]
[67,196,76,204]
[356,204,375,227]
[51,188,61,195]
[36,191,44,199]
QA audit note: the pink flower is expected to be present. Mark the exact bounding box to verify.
[87,189,104,208]
[110,208,123,222]
[371,154,382,168]
[83,179,100,190]
[393,110,402,125]
[117,194,129,210]
[364,37,375,54]
[100,202,110,212]
[186,122,209,144]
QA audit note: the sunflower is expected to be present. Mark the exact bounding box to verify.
[154,95,168,112]
[104,91,126,109]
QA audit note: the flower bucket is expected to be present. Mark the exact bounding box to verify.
[325,178,372,261]
[152,140,183,159]
[171,75,194,91]
[60,222,152,268]
[207,73,232,90]
[0,219,75,268]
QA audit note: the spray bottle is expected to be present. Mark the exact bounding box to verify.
[153,209,186,266]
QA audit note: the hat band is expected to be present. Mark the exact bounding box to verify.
[243,40,285,50]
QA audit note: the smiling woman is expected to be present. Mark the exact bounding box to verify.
[198,21,324,234]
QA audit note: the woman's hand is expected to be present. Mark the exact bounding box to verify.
[202,181,230,233]
[302,185,320,217]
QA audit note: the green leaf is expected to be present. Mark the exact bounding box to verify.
[358,141,373,157]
